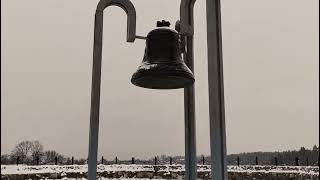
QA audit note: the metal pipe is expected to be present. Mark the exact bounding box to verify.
[180,1,197,179]
[87,11,104,180]
[87,1,136,180]
[206,0,228,179]
[135,35,147,40]
[184,35,197,180]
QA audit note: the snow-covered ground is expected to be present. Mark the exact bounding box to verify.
[44,179,159,180]
[1,164,319,175]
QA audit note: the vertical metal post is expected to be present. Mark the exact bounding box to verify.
[88,11,104,180]
[295,157,300,166]
[16,156,19,165]
[184,35,198,180]
[206,0,228,179]
[36,156,40,165]
[180,0,197,178]
[202,156,205,165]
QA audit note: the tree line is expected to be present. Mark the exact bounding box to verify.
[1,141,319,166]
[226,146,319,166]
[1,141,87,165]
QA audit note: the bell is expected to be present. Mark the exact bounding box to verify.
[131,22,195,89]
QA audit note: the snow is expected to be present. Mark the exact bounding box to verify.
[1,164,319,176]
[46,179,158,180]
[228,165,319,176]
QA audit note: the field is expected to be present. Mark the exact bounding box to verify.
[1,164,319,179]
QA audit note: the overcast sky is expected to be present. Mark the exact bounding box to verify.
[1,0,319,159]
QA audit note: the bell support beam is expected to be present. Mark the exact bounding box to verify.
[206,0,228,179]
[184,35,197,180]
[88,0,136,180]
[180,0,197,180]
[180,0,197,36]
[96,0,136,42]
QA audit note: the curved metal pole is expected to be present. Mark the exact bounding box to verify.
[88,1,136,179]
[96,0,136,42]
[180,0,196,36]
[180,1,197,180]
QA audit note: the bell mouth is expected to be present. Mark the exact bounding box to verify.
[131,62,195,89]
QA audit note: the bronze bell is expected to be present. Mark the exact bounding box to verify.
[131,21,195,89]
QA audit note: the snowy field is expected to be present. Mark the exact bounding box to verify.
[1,164,319,175]
[44,179,159,180]
[1,164,319,179]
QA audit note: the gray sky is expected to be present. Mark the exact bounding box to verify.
[1,0,319,159]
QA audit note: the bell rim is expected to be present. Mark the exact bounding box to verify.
[131,77,195,90]
[131,71,195,90]
[135,61,193,73]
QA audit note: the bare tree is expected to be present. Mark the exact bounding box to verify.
[30,141,44,159]
[11,141,33,163]
[75,158,87,165]
[43,150,64,164]
[1,154,11,165]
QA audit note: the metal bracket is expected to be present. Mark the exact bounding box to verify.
[175,21,187,53]
[96,0,136,42]
[180,0,197,36]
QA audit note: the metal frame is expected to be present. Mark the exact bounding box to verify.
[180,0,228,179]
[87,0,227,179]
[180,0,196,36]
[179,1,198,179]
[96,0,136,42]
[87,0,136,179]
[206,0,228,179]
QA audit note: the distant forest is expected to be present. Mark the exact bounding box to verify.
[226,145,319,166]
[170,146,319,166]
[1,141,319,166]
